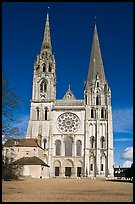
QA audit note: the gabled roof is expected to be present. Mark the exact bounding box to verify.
[62,85,76,100]
[10,156,50,167]
[3,138,39,148]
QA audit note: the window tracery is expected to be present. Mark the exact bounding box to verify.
[57,112,80,133]
[40,80,47,93]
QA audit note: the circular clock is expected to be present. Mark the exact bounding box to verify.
[57,112,80,133]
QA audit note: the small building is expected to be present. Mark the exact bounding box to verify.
[2,137,50,178]
[10,156,50,178]
[3,137,47,163]
[114,166,133,179]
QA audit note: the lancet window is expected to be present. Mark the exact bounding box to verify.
[36,107,39,120]
[45,108,47,120]
[100,136,105,148]
[76,140,82,156]
[96,95,101,105]
[65,137,73,157]
[40,80,47,93]
[101,108,104,118]
[90,136,95,148]
[55,140,61,156]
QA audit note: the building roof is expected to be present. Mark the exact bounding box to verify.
[3,138,40,148]
[62,85,76,100]
[10,156,50,167]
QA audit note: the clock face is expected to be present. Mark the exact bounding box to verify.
[57,112,80,134]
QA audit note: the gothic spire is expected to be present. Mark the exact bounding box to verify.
[42,13,52,51]
[87,21,106,84]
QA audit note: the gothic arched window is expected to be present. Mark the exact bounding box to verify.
[104,84,107,92]
[43,138,47,149]
[36,108,39,120]
[104,109,106,119]
[44,83,47,92]
[96,95,101,105]
[49,64,52,72]
[101,163,104,171]
[76,140,82,156]
[40,83,43,92]
[90,136,95,148]
[65,137,72,157]
[100,136,105,148]
[101,108,104,118]
[40,80,47,93]
[96,96,99,105]
[45,108,47,120]
[43,63,46,72]
[55,140,61,156]
[91,109,94,118]
[85,92,87,105]
[90,164,93,171]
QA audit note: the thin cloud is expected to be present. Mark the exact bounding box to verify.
[112,108,133,134]
[114,138,133,142]
[123,160,133,168]
[121,146,133,161]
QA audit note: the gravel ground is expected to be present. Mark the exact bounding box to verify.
[2,178,133,202]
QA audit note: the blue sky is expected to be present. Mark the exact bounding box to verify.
[2,2,133,167]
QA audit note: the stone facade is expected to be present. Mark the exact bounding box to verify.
[26,13,114,178]
[3,139,50,178]
[2,138,47,164]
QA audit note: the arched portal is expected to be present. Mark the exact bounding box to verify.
[53,160,61,177]
[64,159,74,178]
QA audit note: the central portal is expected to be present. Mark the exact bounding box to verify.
[65,167,71,177]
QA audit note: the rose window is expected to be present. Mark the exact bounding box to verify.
[57,112,80,133]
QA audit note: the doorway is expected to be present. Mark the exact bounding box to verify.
[77,167,81,177]
[55,167,60,176]
[65,167,71,177]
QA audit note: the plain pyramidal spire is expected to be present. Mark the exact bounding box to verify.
[87,19,106,84]
[42,12,52,50]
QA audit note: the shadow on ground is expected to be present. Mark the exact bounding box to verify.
[107,179,133,183]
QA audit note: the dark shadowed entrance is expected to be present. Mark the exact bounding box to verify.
[77,167,81,177]
[65,167,71,177]
[55,167,59,176]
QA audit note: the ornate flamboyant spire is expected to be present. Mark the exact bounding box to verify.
[87,20,106,84]
[42,13,52,51]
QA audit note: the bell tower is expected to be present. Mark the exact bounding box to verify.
[84,21,114,178]
[32,13,56,102]
[26,13,56,142]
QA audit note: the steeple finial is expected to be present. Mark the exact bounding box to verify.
[68,84,70,91]
[94,16,96,25]
[47,6,50,16]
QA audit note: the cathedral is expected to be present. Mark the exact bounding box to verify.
[26,13,114,178]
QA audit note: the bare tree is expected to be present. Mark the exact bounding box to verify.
[2,73,25,142]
